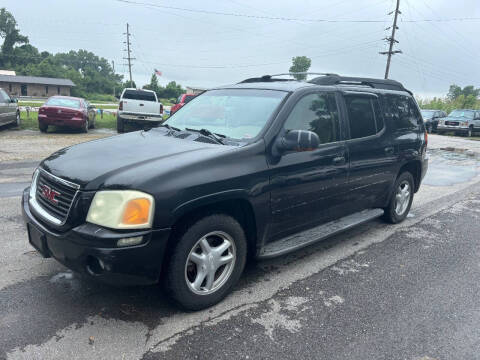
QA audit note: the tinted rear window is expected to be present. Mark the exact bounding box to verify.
[383,95,421,130]
[122,90,156,102]
[345,95,382,139]
[46,97,82,109]
[184,95,195,104]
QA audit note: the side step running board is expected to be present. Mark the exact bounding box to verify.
[258,208,384,259]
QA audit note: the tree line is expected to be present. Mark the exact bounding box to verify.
[0,8,185,101]
[417,85,480,113]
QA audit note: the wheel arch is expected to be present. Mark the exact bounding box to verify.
[397,160,422,193]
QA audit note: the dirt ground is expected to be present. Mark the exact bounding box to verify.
[0,129,115,162]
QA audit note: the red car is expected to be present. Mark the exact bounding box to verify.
[170,94,196,115]
[38,96,96,133]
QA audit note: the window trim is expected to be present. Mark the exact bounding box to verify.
[342,92,385,142]
[280,90,344,146]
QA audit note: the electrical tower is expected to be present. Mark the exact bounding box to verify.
[380,0,402,79]
[123,23,136,86]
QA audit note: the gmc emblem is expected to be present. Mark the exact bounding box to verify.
[40,184,61,205]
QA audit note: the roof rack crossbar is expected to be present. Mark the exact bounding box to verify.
[308,74,411,94]
[239,72,339,84]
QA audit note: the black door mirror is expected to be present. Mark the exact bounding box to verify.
[273,130,320,156]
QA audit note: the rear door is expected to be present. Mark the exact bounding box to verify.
[0,89,9,125]
[268,91,349,241]
[342,91,397,212]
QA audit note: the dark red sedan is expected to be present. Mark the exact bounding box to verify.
[38,96,96,133]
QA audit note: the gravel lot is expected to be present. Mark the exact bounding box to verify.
[0,129,115,162]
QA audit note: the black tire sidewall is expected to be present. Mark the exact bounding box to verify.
[384,172,415,224]
[16,112,21,127]
[166,214,247,311]
[39,123,47,133]
[117,116,124,133]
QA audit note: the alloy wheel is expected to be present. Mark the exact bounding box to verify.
[394,180,411,216]
[185,231,236,295]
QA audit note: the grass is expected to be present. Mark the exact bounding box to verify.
[19,111,169,131]
[19,111,117,130]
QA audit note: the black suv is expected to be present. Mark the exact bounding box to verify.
[22,74,428,310]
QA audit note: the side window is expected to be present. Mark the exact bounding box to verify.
[345,95,378,139]
[384,95,420,130]
[284,92,340,145]
[0,89,8,102]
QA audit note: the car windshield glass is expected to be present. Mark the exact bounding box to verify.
[46,98,81,108]
[165,89,287,140]
[448,110,474,119]
[123,90,156,102]
[421,110,435,117]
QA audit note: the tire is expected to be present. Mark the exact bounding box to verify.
[165,214,247,310]
[383,171,415,224]
[15,111,21,127]
[81,119,88,133]
[39,122,48,133]
[117,116,125,133]
[89,115,95,129]
[467,127,473,137]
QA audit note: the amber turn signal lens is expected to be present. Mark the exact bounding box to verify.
[122,198,151,225]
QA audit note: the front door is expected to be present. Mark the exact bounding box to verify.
[342,92,397,212]
[0,89,9,125]
[268,91,349,241]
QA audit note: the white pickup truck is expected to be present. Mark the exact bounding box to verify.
[117,88,164,133]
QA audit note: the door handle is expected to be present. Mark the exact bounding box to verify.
[333,156,346,165]
[384,146,394,155]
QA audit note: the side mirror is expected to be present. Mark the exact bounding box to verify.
[273,130,320,156]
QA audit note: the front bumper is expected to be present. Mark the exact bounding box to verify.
[22,188,171,286]
[437,125,469,133]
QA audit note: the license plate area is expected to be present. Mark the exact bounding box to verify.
[27,224,50,258]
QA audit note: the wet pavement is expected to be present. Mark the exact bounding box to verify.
[0,134,480,359]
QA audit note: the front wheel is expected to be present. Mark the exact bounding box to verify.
[383,172,414,224]
[15,112,21,127]
[165,214,247,310]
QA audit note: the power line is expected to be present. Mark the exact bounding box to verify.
[112,0,480,24]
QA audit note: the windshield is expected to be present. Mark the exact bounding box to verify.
[421,110,435,118]
[448,110,474,119]
[46,97,81,109]
[122,90,156,102]
[165,89,287,140]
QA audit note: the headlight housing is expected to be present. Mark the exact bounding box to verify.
[86,190,155,229]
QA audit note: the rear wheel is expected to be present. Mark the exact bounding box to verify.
[81,119,88,133]
[165,214,247,310]
[117,116,125,133]
[39,122,48,133]
[383,172,414,224]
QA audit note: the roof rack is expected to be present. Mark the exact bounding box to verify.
[308,74,410,94]
[239,72,339,84]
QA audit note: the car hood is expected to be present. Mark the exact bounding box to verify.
[40,129,229,190]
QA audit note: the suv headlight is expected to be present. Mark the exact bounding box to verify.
[86,190,155,229]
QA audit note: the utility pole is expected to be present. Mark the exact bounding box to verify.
[112,60,115,97]
[380,0,402,79]
[123,23,135,86]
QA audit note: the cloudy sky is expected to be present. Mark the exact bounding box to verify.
[4,0,480,98]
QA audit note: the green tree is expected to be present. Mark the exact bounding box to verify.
[289,56,312,80]
[447,84,480,101]
[0,7,28,59]
[143,73,159,93]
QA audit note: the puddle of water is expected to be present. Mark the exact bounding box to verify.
[423,149,479,186]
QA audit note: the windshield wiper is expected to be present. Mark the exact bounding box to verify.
[159,124,181,132]
[185,128,226,145]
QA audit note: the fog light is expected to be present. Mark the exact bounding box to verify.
[117,236,143,247]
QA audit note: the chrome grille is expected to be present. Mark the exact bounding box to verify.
[30,169,80,225]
